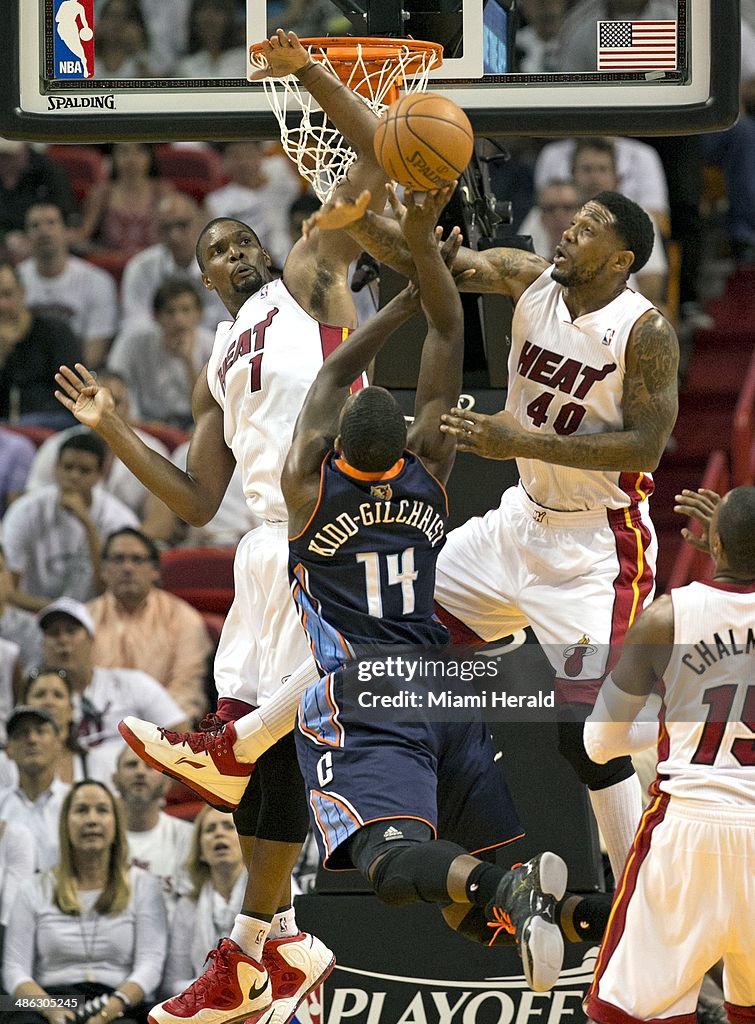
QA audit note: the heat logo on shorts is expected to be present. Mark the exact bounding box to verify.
[53,0,95,80]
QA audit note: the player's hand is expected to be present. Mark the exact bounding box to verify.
[439,226,475,284]
[387,182,457,250]
[249,28,312,80]
[674,487,721,553]
[440,408,526,459]
[54,363,116,430]
[301,190,371,237]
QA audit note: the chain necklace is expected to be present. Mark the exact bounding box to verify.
[77,896,101,984]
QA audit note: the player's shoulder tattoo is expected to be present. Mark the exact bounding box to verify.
[627,310,679,394]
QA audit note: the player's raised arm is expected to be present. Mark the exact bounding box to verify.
[55,363,235,525]
[305,196,548,300]
[399,187,467,484]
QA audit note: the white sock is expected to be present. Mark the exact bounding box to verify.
[588,774,643,885]
[269,906,298,940]
[233,658,320,763]
[230,913,272,962]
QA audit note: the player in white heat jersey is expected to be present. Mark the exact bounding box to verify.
[53,29,390,1024]
[583,485,755,1024]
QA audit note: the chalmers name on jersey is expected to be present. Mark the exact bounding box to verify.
[656,581,755,806]
[509,266,656,512]
[289,451,449,674]
[206,278,365,522]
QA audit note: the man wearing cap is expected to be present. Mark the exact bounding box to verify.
[0,704,68,870]
[38,597,188,777]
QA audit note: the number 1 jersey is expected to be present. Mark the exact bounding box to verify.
[289,451,450,673]
[206,278,364,523]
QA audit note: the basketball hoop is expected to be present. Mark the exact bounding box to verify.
[249,37,443,202]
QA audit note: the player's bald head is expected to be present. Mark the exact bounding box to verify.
[196,217,261,271]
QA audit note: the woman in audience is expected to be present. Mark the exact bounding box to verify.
[163,807,246,993]
[2,780,167,1024]
[74,142,174,258]
[173,0,247,79]
[92,0,155,80]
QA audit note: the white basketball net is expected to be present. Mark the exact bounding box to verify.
[250,40,442,203]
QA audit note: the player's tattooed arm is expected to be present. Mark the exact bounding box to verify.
[440,310,679,469]
[311,200,547,298]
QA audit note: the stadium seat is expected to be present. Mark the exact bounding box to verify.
[159,547,236,615]
[47,144,107,204]
[200,610,226,649]
[155,145,225,197]
[84,250,130,285]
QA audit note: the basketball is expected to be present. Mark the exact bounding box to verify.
[80,27,93,41]
[373,93,474,191]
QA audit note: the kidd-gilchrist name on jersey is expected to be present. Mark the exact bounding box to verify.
[509,267,656,511]
[206,278,365,522]
[290,452,449,673]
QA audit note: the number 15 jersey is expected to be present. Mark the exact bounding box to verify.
[289,451,449,674]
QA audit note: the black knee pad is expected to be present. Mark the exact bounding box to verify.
[348,822,466,907]
[557,707,635,790]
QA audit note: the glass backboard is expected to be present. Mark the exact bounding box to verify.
[0,0,740,142]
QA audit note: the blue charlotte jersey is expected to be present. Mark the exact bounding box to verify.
[289,451,449,672]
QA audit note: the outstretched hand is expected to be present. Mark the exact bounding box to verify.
[440,408,526,459]
[301,190,372,238]
[54,363,116,430]
[249,28,311,80]
[674,487,722,553]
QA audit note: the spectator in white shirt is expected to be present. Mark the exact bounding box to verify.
[25,373,178,544]
[514,0,567,72]
[0,818,35,928]
[0,705,69,871]
[38,598,188,779]
[0,546,42,674]
[19,202,118,368]
[108,279,214,429]
[2,433,138,609]
[205,143,301,270]
[172,0,247,79]
[518,179,581,260]
[120,192,226,335]
[569,137,668,308]
[163,807,247,995]
[111,746,193,913]
[2,779,167,1024]
[534,136,669,228]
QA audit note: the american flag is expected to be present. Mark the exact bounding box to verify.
[597,20,677,71]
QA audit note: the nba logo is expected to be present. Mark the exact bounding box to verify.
[53,0,95,80]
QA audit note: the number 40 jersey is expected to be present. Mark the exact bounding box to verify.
[289,450,450,674]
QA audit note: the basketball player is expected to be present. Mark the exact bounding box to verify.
[52,31,399,1024]
[581,485,755,1024]
[280,184,568,994]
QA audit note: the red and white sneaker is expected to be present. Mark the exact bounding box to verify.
[253,932,336,1024]
[149,938,272,1024]
[119,717,253,812]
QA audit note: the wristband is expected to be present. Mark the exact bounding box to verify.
[112,991,132,1009]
